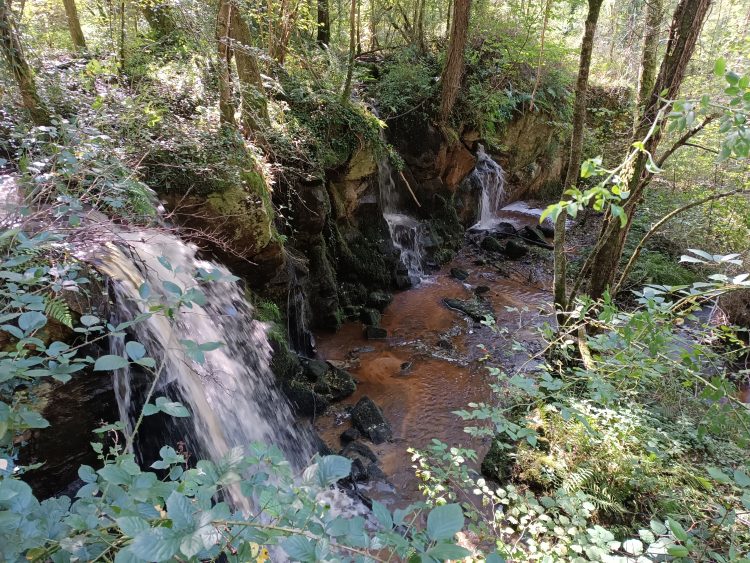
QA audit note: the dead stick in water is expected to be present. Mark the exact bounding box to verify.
[399,171,421,207]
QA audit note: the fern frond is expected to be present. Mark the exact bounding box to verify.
[46,297,73,328]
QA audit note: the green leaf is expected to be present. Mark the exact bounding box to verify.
[317,455,352,486]
[166,491,194,529]
[125,341,146,361]
[18,311,47,332]
[667,546,690,557]
[94,355,128,371]
[77,465,97,483]
[667,518,688,541]
[734,469,750,488]
[714,57,726,77]
[142,403,159,416]
[155,397,190,418]
[282,536,317,562]
[116,516,150,537]
[707,466,731,484]
[130,528,182,562]
[426,503,464,541]
[425,543,471,560]
[372,500,393,530]
[623,538,644,555]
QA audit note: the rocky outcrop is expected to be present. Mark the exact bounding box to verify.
[350,396,392,444]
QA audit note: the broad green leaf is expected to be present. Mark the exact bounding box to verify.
[155,397,190,418]
[667,518,688,541]
[426,503,464,541]
[317,455,352,486]
[116,516,150,537]
[18,311,47,332]
[282,536,317,562]
[130,528,182,562]
[372,500,393,530]
[125,341,146,361]
[425,543,471,560]
[94,355,128,371]
[714,57,726,76]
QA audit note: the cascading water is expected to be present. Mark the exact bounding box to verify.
[94,229,314,486]
[287,262,316,358]
[469,144,507,230]
[377,141,425,284]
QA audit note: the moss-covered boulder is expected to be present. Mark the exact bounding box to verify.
[481,438,513,483]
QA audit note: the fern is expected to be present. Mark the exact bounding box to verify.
[46,297,73,328]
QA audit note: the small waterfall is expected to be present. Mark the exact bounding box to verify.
[377,147,425,284]
[287,263,316,357]
[470,144,507,230]
[95,229,314,484]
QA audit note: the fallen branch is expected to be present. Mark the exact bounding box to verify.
[399,170,421,207]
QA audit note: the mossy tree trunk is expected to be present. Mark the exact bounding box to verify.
[317,0,330,45]
[634,0,663,127]
[216,0,269,133]
[439,0,470,123]
[552,0,604,315]
[62,0,86,50]
[142,1,178,40]
[0,0,51,125]
[341,0,356,101]
[586,0,712,300]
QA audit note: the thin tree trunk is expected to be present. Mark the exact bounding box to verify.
[227,0,269,132]
[317,0,330,45]
[439,0,470,122]
[446,0,451,37]
[587,0,713,300]
[216,0,235,126]
[369,0,378,49]
[0,0,51,125]
[118,0,125,70]
[142,3,177,40]
[62,0,86,50]
[634,0,663,128]
[341,0,356,101]
[552,0,604,315]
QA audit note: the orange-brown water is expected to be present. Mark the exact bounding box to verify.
[315,232,551,506]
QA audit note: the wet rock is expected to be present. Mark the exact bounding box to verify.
[481,236,504,253]
[283,357,356,415]
[400,361,413,374]
[436,336,453,350]
[301,358,329,380]
[395,274,412,290]
[538,220,555,237]
[350,458,369,482]
[360,308,382,327]
[340,427,361,445]
[503,239,529,260]
[443,298,494,322]
[368,290,393,311]
[342,305,362,320]
[481,438,513,483]
[490,222,517,237]
[351,396,392,444]
[450,268,469,281]
[342,440,378,462]
[365,326,388,340]
[473,258,487,266]
[519,226,553,249]
[475,285,491,295]
[367,462,386,480]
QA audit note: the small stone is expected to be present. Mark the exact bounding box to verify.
[351,396,392,444]
[365,326,388,340]
[475,285,491,295]
[436,336,453,350]
[301,358,328,380]
[503,239,529,260]
[360,308,382,327]
[490,222,517,237]
[367,462,386,480]
[340,427,361,445]
[350,458,368,482]
[400,361,413,373]
[450,268,469,281]
[481,236,503,253]
[341,440,378,462]
[367,291,393,311]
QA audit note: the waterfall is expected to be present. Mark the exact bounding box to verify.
[287,263,316,357]
[94,229,314,484]
[470,144,507,230]
[377,146,425,284]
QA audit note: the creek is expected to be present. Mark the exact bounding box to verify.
[314,203,552,507]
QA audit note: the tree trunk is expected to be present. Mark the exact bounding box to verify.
[341,0,356,101]
[216,0,235,126]
[62,0,86,50]
[634,0,663,127]
[368,0,378,49]
[316,0,330,45]
[552,0,604,314]
[439,0,470,122]
[0,0,51,125]
[587,0,713,299]
[142,2,177,40]
[227,0,269,132]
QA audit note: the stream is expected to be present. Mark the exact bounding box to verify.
[314,203,553,507]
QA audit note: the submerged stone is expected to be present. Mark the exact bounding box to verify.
[365,326,388,340]
[519,226,553,249]
[367,290,393,311]
[503,239,529,260]
[491,222,517,237]
[481,236,504,253]
[443,298,494,322]
[360,308,382,327]
[450,267,469,281]
[351,396,392,444]
[340,427,361,444]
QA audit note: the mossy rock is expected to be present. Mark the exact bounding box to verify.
[481,438,513,483]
